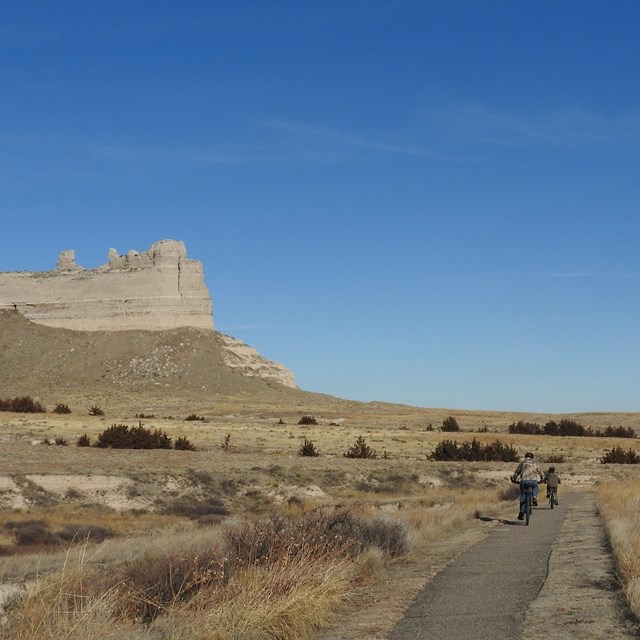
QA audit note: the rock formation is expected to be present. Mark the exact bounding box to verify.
[0,240,298,389]
[0,240,214,331]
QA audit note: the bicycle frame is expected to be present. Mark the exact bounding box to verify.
[548,486,557,509]
[524,485,533,525]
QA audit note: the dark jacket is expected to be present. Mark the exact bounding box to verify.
[543,471,561,489]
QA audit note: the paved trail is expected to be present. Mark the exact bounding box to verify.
[387,492,639,640]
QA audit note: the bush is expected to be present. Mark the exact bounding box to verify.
[56,524,115,543]
[0,396,46,413]
[185,414,206,422]
[93,423,172,450]
[508,421,543,435]
[430,438,519,462]
[174,436,196,451]
[53,403,71,414]
[441,416,460,432]
[344,436,377,459]
[299,438,320,457]
[600,447,640,464]
[117,549,229,623]
[601,426,637,439]
[53,436,67,446]
[88,405,104,416]
[509,418,636,438]
[76,433,91,447]
[5,520,56,545]
[298,415,318,425]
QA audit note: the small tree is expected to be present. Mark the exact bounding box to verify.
[53,403,72,414]
[441,416,460,432]
[174,436,196,451]
[76,433,91,447]
[299,438,320,457]
[344,436,377,459]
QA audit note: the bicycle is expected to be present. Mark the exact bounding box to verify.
[548,486,558,509]
[524,484,533,525]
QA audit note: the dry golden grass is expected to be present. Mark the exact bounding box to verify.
[596,476,640,619]
[0,485,514,640]
[1,402,639,639]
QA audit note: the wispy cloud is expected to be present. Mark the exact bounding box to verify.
[261,118,464,162]
[515,271,640,280]
[428,104,640,148]
[94,144,242,165]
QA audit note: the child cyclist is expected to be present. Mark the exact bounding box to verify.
[543,466,561,505]
[511,452,545,520]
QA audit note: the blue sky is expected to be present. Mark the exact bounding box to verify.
[2,2,639,413]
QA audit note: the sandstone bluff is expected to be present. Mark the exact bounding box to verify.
[0,240,296,389]
[0,239,213,331]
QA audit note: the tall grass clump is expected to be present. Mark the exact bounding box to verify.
[596,480,640,619]
[0,508,411,640]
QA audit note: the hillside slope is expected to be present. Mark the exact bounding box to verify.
[0,309,313,412]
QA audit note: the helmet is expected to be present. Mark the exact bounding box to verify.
[525,452,534,459]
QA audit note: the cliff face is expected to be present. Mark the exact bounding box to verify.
[0,240,214,331]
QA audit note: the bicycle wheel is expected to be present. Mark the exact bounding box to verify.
[525,491,532,525]
[549,489,555,509]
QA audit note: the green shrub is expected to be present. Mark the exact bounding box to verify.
[0,396,46,413]
[94,423,172,450]
[76,433,91,447]
[53,402,71,414]
[299,438,320,457]
[298,415,318,425]
[174,436,196,451]
[430,438,519,462]
[601,426,637,439]
[600,447,640,464]
[441,416,460,432]
[508,421,543,435]
[344,436,377,459]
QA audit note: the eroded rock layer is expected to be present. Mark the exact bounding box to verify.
[0,240,214,331]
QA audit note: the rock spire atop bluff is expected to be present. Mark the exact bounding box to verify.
[0,240,214,331]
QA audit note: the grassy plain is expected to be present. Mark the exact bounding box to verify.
[0,398,639,639]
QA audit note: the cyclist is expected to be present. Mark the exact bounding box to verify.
[511,452,545,520]
[543,466,561,505]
